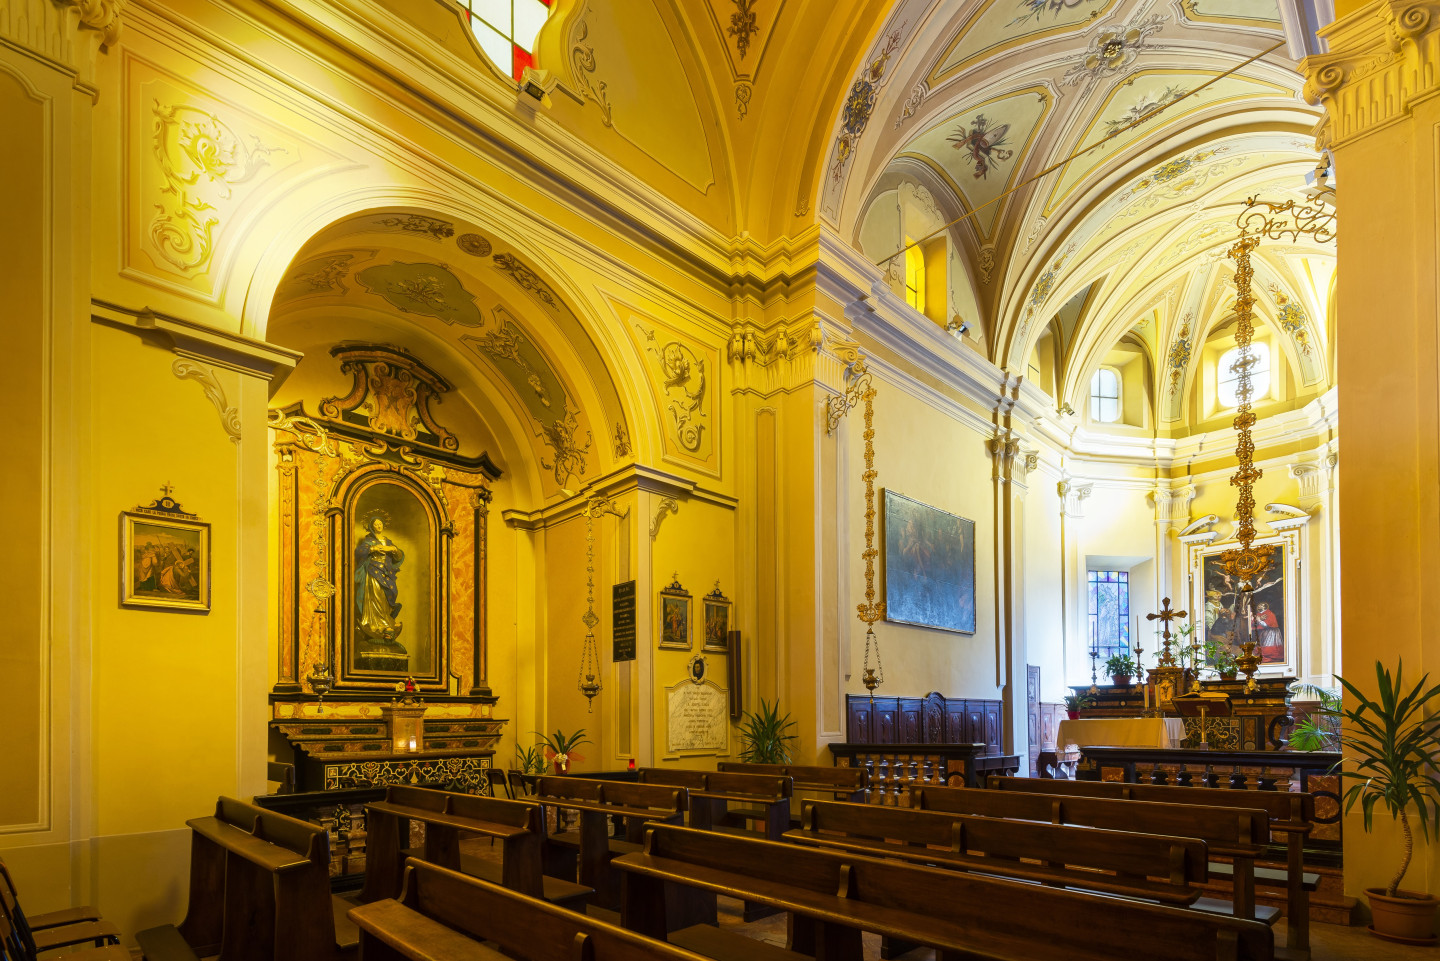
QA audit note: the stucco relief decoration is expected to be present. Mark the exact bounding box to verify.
[457,233,492,257]
[1016,242,1075,342]
[948,114,1015,180]
[319,346,460,454]
[728,0,759,58]
[492,253,558,308]
[1116,147,1241,219]
[978,245,996,285]
[1270,287,1312,357]
[570,8,613,126]
[895,82,927,128]
[538,408,593,488]
[65,0,125,45]
[1009,0,1106,27]
[1061,13,1167,86]
[149,102,282,273]
[635,323,708,454]
[826,26,905,191]
[1105,83,1188,135]
[735,83,753,120]
[374,214,454,241]
[355,262,484,327]
[172,359,241,444]
[1167,314,1193,396]
[287,253,355,294]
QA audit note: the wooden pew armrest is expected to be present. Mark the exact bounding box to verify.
[184,816,312,872]
[349,899,509,961]
[366,802,530,840]
[32,921,120,952]
[27,907,103,930]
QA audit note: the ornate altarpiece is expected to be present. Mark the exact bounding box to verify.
[268,344,506,793]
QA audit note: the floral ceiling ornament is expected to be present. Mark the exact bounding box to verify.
[1115,147,1242,219]
[286,253,354,294]
[728,0,759,59]
[1270,286,1312,356]
[149,102,282,273]
[1105,83,1188,135]
[1061,13,1167,87]
[478,325,553,409]
[355,262,484,327]
[1009,0,1106,27]
[828,26,905,187]
[456,233,492,257]
[492,252,558,308]
[894,81,928,129]
[538,406,593,487]
[1014,243,1075,346]
[735,82,753,120]
[570,9,613,126]
[374,214,454,241]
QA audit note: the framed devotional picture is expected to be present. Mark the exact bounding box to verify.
[120,489,211,612]
[1187,525,1301,679]
[702,584,731,652]
[659,574,692,650]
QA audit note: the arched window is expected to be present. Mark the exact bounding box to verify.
[904,242,925,313]
[1217,341,1271,409]
[457,0,555,82]
[1089,368,1121,423]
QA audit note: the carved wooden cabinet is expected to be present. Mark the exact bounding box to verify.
[844,692,1003,754]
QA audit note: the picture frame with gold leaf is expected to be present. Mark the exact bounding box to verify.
[120,490,211,613]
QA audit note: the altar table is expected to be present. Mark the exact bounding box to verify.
[1056,717,1185,750]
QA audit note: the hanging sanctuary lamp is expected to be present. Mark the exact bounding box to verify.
[577,493,621,711]
[829,360,885,696]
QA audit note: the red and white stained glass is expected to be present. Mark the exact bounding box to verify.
[455,0,554,82]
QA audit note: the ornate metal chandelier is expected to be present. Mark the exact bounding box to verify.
[577,493,622,710]
[828,360,885,695]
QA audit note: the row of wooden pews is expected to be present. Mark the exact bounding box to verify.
[135,764,1318,961]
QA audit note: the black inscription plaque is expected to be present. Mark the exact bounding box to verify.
[612,580,637,662]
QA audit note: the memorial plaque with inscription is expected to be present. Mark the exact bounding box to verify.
[612,580,636,662]
[665,678,729,754]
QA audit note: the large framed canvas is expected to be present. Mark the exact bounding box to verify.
[1187,528,1300,678]
[881,489,976,634]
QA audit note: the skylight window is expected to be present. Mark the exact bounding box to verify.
[456,0,554,82]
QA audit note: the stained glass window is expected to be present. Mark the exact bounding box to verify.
[1087,570,1129,663]
[455,0,554,82]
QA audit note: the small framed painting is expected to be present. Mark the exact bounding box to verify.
[120,491,211,612]
[702,583,731,652]
[659,574,692,650]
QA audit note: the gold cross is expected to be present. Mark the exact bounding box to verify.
[1146,597,1188,637]
[160,482,175,497]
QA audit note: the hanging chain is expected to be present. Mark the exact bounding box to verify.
[577,494,607,710]
[854,374,885,694]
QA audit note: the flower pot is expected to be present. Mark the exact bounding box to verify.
[551,759,568,775]
[1219,671,1237,681]
[1066,710,1080,720]
[1111,674,1132,688]
[1367,887,1439,944]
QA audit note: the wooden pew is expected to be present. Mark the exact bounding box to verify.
[716,763,867,803]
[0,912,128,961]
[0,856,102,933]
[911,785,1272,923]
[986,775,1319,952]
[615,825,1274,961]
[362,785,590,911]
[785,799,1207,904]
[0,873,123,961]
[532,776,687,909]
[136,796,351,961]
[348,858,721,961]
[637,769,792,839]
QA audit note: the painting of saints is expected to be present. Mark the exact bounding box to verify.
[704,602,729,650]
[1202,549,1286,663]
[129,525,204,603]
[355,516,407,651]
[1253,602,1283,664]
[661,596,689,648]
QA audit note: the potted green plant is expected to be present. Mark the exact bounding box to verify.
[1062,692,1093,721]
[1104,653,1139,688]
[737,699,798,764]
[1208,643,1238,681]
[534,728,591,774]
[515,742,549,776]
[1333,660,1440,943]
[1288,682,1341,752]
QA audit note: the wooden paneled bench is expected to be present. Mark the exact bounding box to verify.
[361,785,591,912]
[348,858,733,961]
[136,796,354,961]
[785,799,1207,904]
[637,769,793,838]
[716,763,867,803]
[911,785,1273,924]
[533,776,687,909]
[615,824,1274,961]
[986,775,1320,953]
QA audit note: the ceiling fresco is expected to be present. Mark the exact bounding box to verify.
[825,0,1330,426]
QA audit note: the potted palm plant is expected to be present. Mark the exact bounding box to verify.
[737,699,798,763]
[1104,653,1139,688]
[1333,660,1440,943]
[1063,692,1093,721]
[534,728,591,774]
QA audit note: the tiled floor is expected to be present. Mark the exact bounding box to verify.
[712,897,1437,960]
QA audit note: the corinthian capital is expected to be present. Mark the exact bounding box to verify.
[989,428,1038,490]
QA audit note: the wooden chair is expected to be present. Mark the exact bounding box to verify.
[347,858,717,961]
[0,912,127,961]
[0,875,122,961]
[0,857,102,933]
[615,824,1274,961]
[986,775,1320,953]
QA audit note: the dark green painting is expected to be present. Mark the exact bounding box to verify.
[881,490,976,634]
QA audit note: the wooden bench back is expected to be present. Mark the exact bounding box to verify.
[799,800,1207,884]
[592,780,688,815]
[911,785,1269,852]
[638,768,709,790]
[353,858,709,961]
[704,771,792,798]
[446,791,544,831]
[718,762,868,792]
[641,823,845,896]
[985,776,1316,828]
[533,776,606,803]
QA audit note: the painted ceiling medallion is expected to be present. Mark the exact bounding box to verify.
[355,261,484,327]
[1009,0,1106,27]
[457,233,492,257]
[1061,13,1166,86]
[948,114,1013,180]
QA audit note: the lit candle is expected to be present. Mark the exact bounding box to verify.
[408,735,417,753]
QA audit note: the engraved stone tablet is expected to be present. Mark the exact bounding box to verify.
[665,678,729,754]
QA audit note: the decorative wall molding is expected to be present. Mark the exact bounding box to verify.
[92,300,300,384]
[1150,484,1197,527]
[1302,1,1440,148]
[1264,502,1312,532]
[988,428,1038,492]
[1058,479,1093,517]
[172,358,241,445]
[64,0,125,45]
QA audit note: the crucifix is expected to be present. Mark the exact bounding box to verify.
[1146,597,1187,667]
